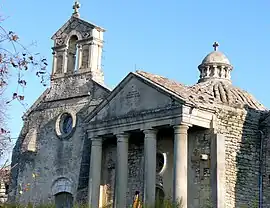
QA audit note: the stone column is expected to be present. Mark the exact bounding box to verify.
[173,124,189,208]
[115,133,129,208]
[88,136,102,208]
[97,45,102,70]
[143,129,157,207]
[76,44,82,71]
[210,133,226,208]
[62,48,68,74]
[213,65,218,77]
[52,51,57,74]
[89,42,97,70]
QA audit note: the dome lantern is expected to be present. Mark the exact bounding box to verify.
[198,42,233,83]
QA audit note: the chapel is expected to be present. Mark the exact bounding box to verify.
[9,2,270,208]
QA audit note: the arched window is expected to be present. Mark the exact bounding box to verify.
[67,35,78,73]
[55,192,73,208]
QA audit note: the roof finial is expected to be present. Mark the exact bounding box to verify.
[72,1,81,18]
[213,41,219,51]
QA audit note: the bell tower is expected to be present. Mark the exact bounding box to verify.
[51,1,105,85]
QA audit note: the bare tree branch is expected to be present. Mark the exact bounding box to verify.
[0,14,49,165]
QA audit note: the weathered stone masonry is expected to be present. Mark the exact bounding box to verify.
[217,107,263,208]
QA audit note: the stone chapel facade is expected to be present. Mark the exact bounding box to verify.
[8,2,270,208]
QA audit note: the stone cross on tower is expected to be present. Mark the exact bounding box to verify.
[72,1,81,18]
[213,41,219,51]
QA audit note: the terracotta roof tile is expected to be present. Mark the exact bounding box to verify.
[134,70,266,111]
[135,70,190,100]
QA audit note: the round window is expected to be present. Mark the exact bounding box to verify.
[55,111,76,139]
[156,152,165,174]
[61,113,73,135]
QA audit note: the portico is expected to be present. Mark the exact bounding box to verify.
[84,71,220,207]
[87,124,191,208]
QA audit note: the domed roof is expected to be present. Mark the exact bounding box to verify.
[188,80,266,110]
[135,70,266,111]
[201,51,231,65]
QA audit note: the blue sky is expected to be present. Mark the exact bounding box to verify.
[2,0,270,141]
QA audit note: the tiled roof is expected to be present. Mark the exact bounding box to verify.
[134,70,190,100]
[135,70,266,111]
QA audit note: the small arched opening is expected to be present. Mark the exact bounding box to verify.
[67,35,78,73]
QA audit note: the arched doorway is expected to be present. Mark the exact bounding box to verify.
[55,192,73,208]
[52,177,73,208]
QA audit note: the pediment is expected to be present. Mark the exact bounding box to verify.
[85,72,185,123]
[51,16,105,47]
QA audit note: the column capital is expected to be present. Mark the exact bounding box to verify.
[173,123,191,134]
[143,128,158,136]
[116,133,129,143]
[91,136,102,146]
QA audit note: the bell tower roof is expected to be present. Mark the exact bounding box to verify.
[51,17,105,43]
[51,1,105,42]
[51,16,105,45]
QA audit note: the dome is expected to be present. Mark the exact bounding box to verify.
[188,80,266,110]
[201,51,231,65]
[135,70,266,111]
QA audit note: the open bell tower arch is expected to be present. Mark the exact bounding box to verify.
[51,1,105,85]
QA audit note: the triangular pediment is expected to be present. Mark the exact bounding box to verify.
[85,72,187,123]
[51,16,105,46]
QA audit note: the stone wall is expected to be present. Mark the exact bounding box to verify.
[9,74,110,204]
[76,135,91,204]
[188,129,212,208]
[101,141,117,206]
[12,103,88,204]
[216,107,262,208]
[258,111,270,208]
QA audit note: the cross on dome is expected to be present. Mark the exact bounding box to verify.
[72,1,81,18]
[213,41,219,51]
